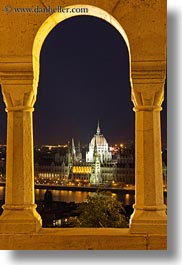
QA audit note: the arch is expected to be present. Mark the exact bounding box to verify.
[0,1,167,242]
[32,4,132,94]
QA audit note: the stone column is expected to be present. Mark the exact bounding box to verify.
[130,61,167,234]
[0,70,42,233]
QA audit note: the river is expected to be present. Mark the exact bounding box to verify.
[0,186,167,205]
[0,186,135,205]
[35,188,135,205]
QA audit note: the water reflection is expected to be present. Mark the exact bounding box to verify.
[34,189,135,205]
[125,194,130,205]
[0,187,166,206]
[35,189,91,203]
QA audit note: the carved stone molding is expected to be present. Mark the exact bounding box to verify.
[131,60,166,82]
[0,67,36,110]
[0,59,32,72]
[131,60,166,109]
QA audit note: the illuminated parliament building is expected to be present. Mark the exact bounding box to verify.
[35,122,135,186]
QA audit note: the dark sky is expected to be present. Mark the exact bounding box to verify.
[0,15,167,146]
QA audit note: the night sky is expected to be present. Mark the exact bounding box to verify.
[0,16,167,146]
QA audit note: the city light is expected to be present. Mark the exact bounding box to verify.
[72,166,92,174]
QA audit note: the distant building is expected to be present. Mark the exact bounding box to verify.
[34,122,135,186]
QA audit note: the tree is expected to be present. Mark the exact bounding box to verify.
[66,190,129,228]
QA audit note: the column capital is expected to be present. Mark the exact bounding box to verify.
[131,60,166,109]
[0,69,36,110]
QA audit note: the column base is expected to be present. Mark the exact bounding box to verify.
[129,204,167,234]
[0,204,42,234]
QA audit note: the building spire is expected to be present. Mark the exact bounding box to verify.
[93,137,97,156]
[71,138,76,158]
[96,120,100,135]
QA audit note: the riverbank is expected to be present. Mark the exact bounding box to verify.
[0,182,167,196]
[35,184,135,194]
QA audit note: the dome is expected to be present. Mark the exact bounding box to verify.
[90,134,108,147]
[89,121,108,148]
[86,121,112,163]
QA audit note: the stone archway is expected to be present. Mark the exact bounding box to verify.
[0,0,167,249]
[32,5,131,94]
[32,3,134,226]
